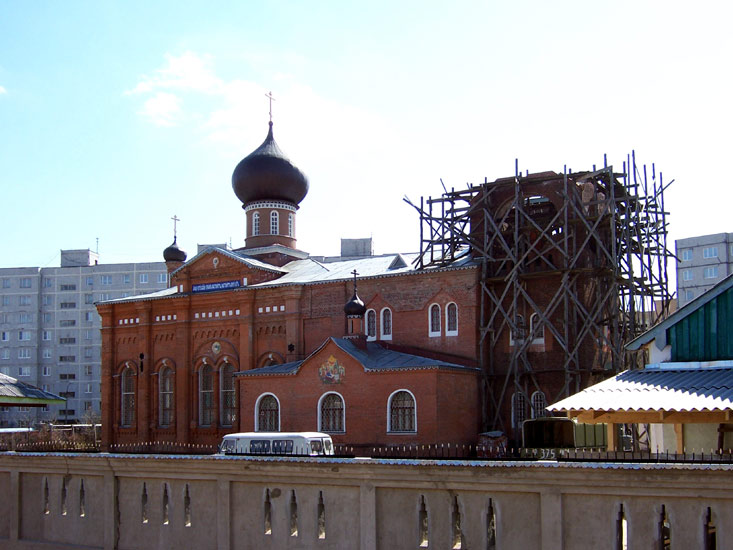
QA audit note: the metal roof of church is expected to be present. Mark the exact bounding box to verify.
[0,373,65,406]
[101,250,478,304]
[547,362,733,413]
[236,337,479,377]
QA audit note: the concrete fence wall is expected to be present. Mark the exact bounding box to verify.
[1,453,733,550]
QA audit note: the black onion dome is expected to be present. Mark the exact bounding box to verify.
[232,122,309,206]
[344,292,366,317]
[163,238,187,262]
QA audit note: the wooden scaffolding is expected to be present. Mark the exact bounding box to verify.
[407,153,673,434]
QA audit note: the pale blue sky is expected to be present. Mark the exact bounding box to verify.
[1,1,731,269]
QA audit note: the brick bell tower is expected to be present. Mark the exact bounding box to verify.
[231,114,309,266]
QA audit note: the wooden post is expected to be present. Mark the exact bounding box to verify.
[606,422,618,452]
[674,423,684,454]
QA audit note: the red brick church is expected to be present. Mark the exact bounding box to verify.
[98,121,483,450]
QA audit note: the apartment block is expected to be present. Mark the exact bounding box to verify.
[0,249,167,427]
[676,233,733,306]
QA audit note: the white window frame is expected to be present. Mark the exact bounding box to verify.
[380,307,392,340]
[685,290,694,301]
[318,391,346,433]
[387,389,417,433]
[529,313,545,344]
[704,266,718,279]
[0,350,9,360]
[139,273,149,284]
[531,391,547,419]
[43,366,51,376]
[0,331,8,342]
[43,349,52,359]
[428,304,441,337]
[445,302,458,337]
[219,363,236,427]
[159,366,174,428]
[703,247,718,259]
[123,274,131,285]
[121,366,135,428]
[254,392,281,432]
[198,364,214,427]
[270,211,279,235]
[157,273,167,284]
[288,213,294,237]
[18,349,31,359]
[252,212,260,236]
[682,270,693,281]
[681,249,692,261]
[18,366,31,377]
[366,309,377,341]
[101,275,112,285]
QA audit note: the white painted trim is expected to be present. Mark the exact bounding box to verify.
[386,389,417,433]
[318,391,346,433]
[254,392,281,432]
[428,303,441,337]
[445,302,458,337]
[366,309,377,341]
[380,307,393,341]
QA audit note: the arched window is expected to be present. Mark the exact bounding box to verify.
[446,302,458,336]
[121,366,135,427]
[381,308,392,340]
[511,392,527,433]
[288,213,294,237]
[220,363,236,427]
[252,212,260,236]
[510,314,525,346]
[257,394,279,432]
[319,393,345,433]
[159,366,174,427]
[529,313,545,343]
[270,211,279,235]
[428,304,441,337]
[199,364,214,426]
[531,390,547,419]
[366,309,377,341]
[388,390,416,433]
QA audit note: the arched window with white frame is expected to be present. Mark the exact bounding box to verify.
[252,212,260,236]
[388,390,416,433]
[256,393,280,432]
[270,211,279,235]
[428,304,441,337]
[511,391,527,434]
[529,313,545,344]
[288,213,294,237]
[531,391,547,419]
[158,366,174,428]
[380,307,392,340]
[366,309,377,341]
[319,392,345,433]
[220,362,236,426]
[199,364,214,426]
[446,302,458,336]
[121,366,135,427]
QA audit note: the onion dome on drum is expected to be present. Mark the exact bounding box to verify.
[344,291,366,317]
[232,121,309,207]
[163,237,187,262]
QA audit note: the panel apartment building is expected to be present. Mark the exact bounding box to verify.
[0,249,167,427]
[676,232,733,306]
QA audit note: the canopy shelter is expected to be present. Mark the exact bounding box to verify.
[0,372,65,408]
[547,363,733,452]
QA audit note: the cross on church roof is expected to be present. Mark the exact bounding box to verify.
[265,91,275,123]
[351,269,359,291]
[171,215,180,239]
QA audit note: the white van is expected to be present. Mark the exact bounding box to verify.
[218,432,335,457]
